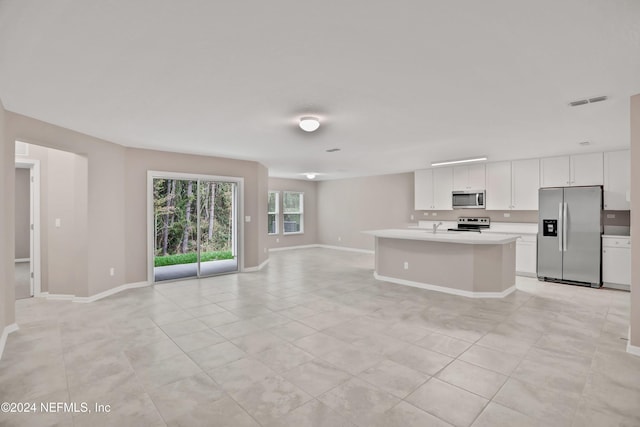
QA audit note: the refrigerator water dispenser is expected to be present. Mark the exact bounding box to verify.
[543,219,557,237]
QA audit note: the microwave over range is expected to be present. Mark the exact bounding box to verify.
[452,190,485,209]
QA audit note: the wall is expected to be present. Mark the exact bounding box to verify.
[268,178,318,249]
[317,172,538,251]
[124,148,268,283]
[14,168,30,259]
[0,98,12,333]
[630,94,640,351]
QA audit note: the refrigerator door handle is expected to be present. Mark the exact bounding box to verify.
[558,203,563,252]
[563,202,568,252]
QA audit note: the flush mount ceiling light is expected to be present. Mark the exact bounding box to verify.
[431,156,488,167]
[299,117,320,132]
[305,173,317,179]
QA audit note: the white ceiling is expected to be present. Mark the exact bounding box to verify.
[1,0,639,180]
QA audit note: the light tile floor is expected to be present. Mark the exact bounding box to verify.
[1,248,638,427]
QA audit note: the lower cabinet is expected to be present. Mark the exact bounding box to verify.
[516,234,537,277]
[602,237,631,290]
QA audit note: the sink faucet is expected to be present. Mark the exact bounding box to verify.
[432,222,443,234]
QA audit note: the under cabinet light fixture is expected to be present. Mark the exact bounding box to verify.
[431,156,487,167]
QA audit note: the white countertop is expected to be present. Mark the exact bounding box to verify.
[603,235,631,239]
[363,229,520,245]
[413,221,538,235]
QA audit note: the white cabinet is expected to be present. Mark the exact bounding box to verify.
[486,159,539,210]
[414,168,453,210]
[453,164,485,191]
[602,236,631,289]
[516,234,537,277]
[604,150,630,210]
[540,153,603,187]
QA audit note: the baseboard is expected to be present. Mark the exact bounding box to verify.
[73,281,151,303]
[627,343,640,357]
[0,323,19,361]
[14,258,29,263]
[39,281,151,303]
[516,271,537,278]
[269,244,319,252]
[243,258,270,272]
[316,244,375,255]
[373,272,516,299]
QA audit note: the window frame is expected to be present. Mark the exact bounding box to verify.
[268,190,279,235]
[282,191,304,235]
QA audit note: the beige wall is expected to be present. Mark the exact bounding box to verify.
[124,148,268,283]
[14,168,30,259]
[317,172,538,252]
[630,94,640,349]
[268,178,318,249]
[0,98,13,332]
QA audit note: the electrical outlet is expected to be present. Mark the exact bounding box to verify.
[276,238,279,243]
[55,218,61,228]
[607,213,615,219]
[410,214,414,220]
[403,261,409,270]
[338,236,342,241]
[432,212,437,216]
[264,248,267,254]
[109,267,115,276]
[503,213,511,218]
[245,216,251,222]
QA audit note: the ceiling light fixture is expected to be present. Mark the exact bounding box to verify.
[431,156,488,167]
[299,117,320,132]
[304,173,317,179]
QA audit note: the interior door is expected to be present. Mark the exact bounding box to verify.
[562,186,602,285]
[537,187,563,280]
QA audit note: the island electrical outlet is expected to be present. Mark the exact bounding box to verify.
[404,261,409,270]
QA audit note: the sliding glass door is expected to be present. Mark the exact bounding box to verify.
[152,176,238,282]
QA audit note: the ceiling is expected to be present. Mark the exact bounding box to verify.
[1,1,639,180]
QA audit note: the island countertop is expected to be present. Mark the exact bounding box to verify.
[363,229,520,245]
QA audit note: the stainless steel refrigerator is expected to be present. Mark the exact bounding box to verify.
[537,186,602,287]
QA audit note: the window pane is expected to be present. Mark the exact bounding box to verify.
[283,214,301,233]
[268,192,277,213]
[283,192,302,213]
[268,213,277,234]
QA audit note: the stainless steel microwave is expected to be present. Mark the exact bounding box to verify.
[452,190,485,209]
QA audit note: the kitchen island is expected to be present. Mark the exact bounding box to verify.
[363,229,519,298]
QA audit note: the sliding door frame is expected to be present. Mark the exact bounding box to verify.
[147,171,244,284]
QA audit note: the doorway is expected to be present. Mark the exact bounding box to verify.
[148,172,242,282]
[14,157,41,299]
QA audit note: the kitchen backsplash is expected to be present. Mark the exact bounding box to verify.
[412,209,539,223]
[603,210,631,226]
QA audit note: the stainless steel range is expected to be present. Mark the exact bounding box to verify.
[448,217,490,233]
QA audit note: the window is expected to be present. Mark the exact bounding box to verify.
[283,191,304,234]
[268,191,279,235]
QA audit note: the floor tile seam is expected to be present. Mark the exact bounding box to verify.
[488,379,549,426]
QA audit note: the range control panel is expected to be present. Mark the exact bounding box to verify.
[458,217,490,225]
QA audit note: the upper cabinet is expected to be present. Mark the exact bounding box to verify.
[604,150,630,210]
[540,153,603,187]
[486,159,539,210]
[414,167,453,210]
[453,164,485,191]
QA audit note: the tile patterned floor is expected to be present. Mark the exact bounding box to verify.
[1,248,638,427]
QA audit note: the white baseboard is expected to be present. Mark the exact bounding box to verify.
[374,272,516,299]
[627,343,640,357]
[0,323,19,361]
[15,258,30,263]
[516,271,537,278]
[316,244,375,254]
[269,244,319,252]
[244,258,270,272]
[39,281,151,303]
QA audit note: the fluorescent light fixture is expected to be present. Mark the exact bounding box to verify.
[431,156,487,167]
[304,173,317,179]
[299,117,320,132]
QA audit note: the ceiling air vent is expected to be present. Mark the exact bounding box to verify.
[326,148,341,152]
[569,96,608,107]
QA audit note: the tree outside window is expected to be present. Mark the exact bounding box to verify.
[268,191,278,235]
[283,191,304,234]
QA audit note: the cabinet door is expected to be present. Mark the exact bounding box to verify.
[512,158,540,210]
[414,169,434,210]
[571,152,603,186]
[604,150,630,210]
[452,166,469,191]
[485,162,511,210]
[467,164,486,190]
[602,247,631,285]
[540,156,570,187]
[433,167,453,210]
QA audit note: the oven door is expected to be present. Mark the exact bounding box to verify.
[452,191,485,209]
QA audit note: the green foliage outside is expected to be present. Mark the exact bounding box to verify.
[154,251,234,267]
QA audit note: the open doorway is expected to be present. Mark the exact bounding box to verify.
[15,143,41,299]
[148,172,242,282]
